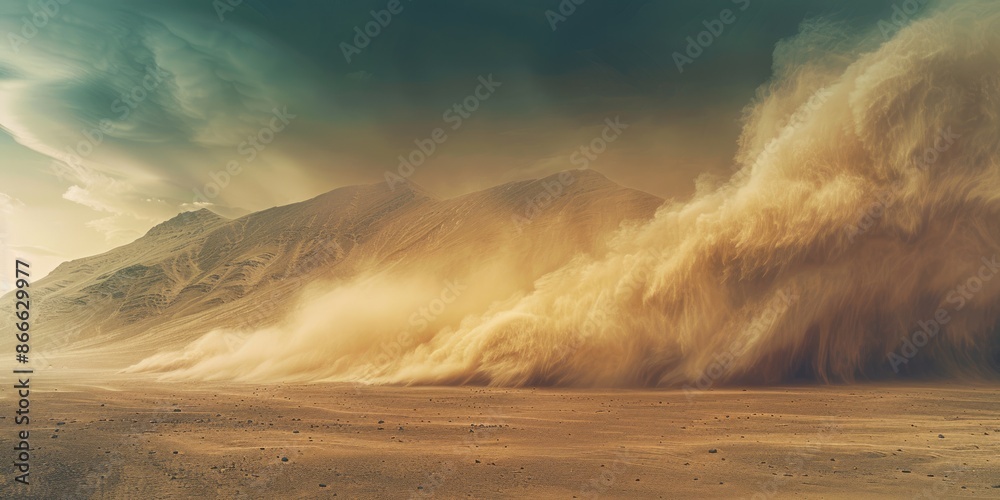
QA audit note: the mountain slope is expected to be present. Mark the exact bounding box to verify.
[5,170,662,366]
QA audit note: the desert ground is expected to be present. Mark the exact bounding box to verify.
[2,374,999,499]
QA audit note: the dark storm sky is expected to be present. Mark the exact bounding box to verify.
[0,0,925,275]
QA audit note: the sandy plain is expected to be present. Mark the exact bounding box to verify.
[1,373,999,499]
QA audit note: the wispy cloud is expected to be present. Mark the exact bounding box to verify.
[0,0,326,239]
[0,191,24,214]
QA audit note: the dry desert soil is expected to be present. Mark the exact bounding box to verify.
[2,373,999,499]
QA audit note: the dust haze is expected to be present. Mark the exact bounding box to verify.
[130,1,1000,386]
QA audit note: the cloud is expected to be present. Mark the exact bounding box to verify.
[0,192,24,214]
[84,215,145,243]
[0,0,327,239]
[6,244,64,258]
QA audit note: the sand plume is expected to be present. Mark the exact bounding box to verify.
[130,1,1000,386]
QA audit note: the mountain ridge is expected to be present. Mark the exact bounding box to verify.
[3,169,663,366]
